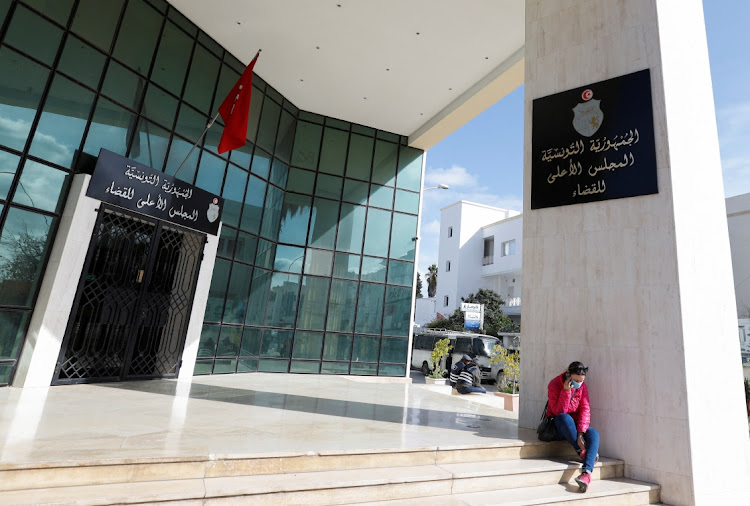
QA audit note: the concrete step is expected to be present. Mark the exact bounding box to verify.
[0,456,630,505]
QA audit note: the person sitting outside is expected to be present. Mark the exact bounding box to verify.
[450,354,486,394]
[546,361,600,492]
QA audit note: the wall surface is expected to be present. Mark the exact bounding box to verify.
[727,193,750,318]
[521,1,750,504]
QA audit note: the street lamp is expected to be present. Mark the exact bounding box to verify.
[423,184,450,191]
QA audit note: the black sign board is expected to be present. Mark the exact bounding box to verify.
[87,149,223,235]
[531,69,658,209]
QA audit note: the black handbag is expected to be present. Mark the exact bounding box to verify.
[537,401,557,442]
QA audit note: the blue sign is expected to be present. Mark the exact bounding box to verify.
[464,319,480,330]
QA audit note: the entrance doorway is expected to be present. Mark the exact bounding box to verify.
[53,205,205,384]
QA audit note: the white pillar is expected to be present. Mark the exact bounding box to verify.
[520,1,750,504]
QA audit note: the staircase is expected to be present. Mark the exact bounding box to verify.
[0,441,659,505]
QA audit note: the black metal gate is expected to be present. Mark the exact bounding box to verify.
[53,205,205,384]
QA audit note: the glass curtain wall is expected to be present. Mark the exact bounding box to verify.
[0,0,423,385]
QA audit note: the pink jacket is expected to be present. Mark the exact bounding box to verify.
[546,372,590,433]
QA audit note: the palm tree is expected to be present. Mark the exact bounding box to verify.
[426,264,438,297]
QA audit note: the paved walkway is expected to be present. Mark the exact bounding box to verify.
[0,373,531,468]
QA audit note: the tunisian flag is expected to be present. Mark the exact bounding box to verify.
[217,51,260,154]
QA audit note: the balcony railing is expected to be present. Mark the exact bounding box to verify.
[482,256,494,265]
[503,297,521,307]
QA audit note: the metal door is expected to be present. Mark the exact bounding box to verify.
[53,206,205,384]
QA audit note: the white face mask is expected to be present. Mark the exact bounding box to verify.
[571,379,583,389]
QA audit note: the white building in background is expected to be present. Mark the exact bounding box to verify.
[436,201,522,323]
[727,193,750,319]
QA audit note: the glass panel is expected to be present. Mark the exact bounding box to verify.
[251,149,271,179]
[266,86,283,104]
[379,364,405,377]
[356,283,384,334]
[260,185,283,240]
[5,5,63,65]
[142,84,178,129]
[255,239,275,270]
[194,152,226,195]
[336,203,365,254]
[383,286,411,337]
[265,273,299,327]
[204,258,229,321]
[352,124,375,137]
[0,48,49,151]
[113,0,162,75]
[372,140,397,186]
[291,121,322,170]
[345,134,373,181]
[29,75,94,167]
[229,140,252,170]
[323,333,351,361]
[360,256,386,283]
[83,97,137,157]
[245,268,271,325]
[175,104,207,144]
[394,189,419,215]
[278,193,311,246]
[377,130,399,142]
[326,117,349,130]
[352,335,379,363]
[240,328,262,356]
[183,45,220,114]
[0,0,8,27]
[240,174,265,234]
[203,118,226,161]
[211,64,239,118]
[0,151,21,200]
[197,324,219,358]
[235,232,258,264]
[198,32,222,56]
[315,174,342,200]
[101,61,145,110]
[58,36,106,89]
[308,198,339,250]
[258,359,289,373]
[363,208,391,258]
[256,97,280,153]
[275,109,295,163]
[217,325,242,357]
[274,244,304,273]
[397,146,423,191]
[246,85,263,144]
[237,358,259,372]
[369,184,394,210]
[389,213,417,261]
[23,0,75,24]
[260,330,293,358]
[221,165,247,229]
[0,310,30,361]
[286,168,314,194]
[128,119,169,171]
[318,127,347,176]
[321,362,349,374]
[213,359,237,373]
[164,136,198,183]
[71,0,124,51]
[193,360,213,375]
[304,249,332,276]
[217,226,236,258]
[299,111,323,124]
[297,276,329,330]
[350,362,377,375]
[152,21,192,95]
[0,207,55,306]
[290,361,320,374]
[223,263,252,324]
[380,338,408,363]
[333,253,359,280]
[387,260,413,286]
[326,279,357,332]
[12,160,68,213]
[167,5,196,35]
[342,179,368,205]
[292,330,323,359]
[270,159,289,188]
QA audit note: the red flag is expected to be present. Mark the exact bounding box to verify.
[217,51,260,154]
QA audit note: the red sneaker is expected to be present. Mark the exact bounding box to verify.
[575,471,591,492]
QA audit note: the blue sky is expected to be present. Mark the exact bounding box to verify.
[417,0,750,284]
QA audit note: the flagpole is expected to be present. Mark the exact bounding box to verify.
[173,49,261,179]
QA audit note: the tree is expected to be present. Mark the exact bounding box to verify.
[426,264,438,297]
[415,273,423,299]
[429,338,452,379]
[490,345,520,393]
[424,288,520,336]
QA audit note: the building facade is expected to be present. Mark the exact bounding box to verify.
[0,0,423,386]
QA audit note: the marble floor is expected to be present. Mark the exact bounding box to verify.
[0,373,534,469]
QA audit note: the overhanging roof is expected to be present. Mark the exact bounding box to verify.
[170,0,525,150]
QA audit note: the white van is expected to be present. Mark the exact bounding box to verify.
[411,330,507,383]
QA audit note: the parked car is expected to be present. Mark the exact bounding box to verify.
[411,330,509,382]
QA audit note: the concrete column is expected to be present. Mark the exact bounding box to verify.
[520,1,750,504]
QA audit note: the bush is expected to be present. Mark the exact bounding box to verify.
[490,344,520,394]
[429,338,452,379]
